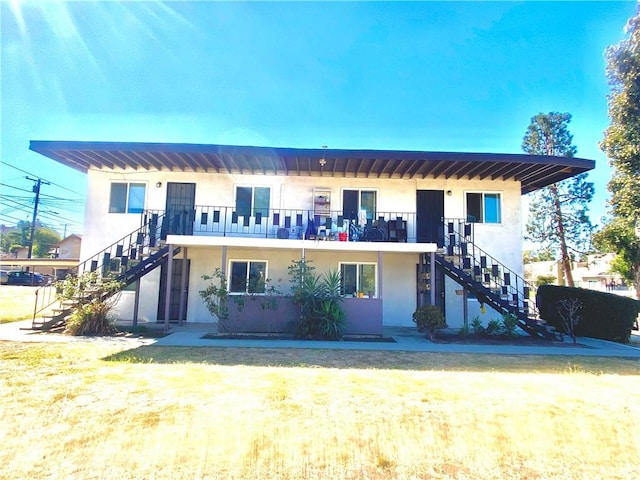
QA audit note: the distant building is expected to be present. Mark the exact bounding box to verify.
[525,253,635,298]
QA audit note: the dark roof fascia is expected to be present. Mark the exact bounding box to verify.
[29,140,595,194]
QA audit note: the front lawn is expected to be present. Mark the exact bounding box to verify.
[1,342,638,479]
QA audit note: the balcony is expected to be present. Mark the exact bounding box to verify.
[145,206,437,254]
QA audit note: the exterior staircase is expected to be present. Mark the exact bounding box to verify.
[31,212,176,330]
[432,219,557,339]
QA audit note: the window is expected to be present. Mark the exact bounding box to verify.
[109,183,146,213]
[466,192,501,224]
[340,263,376,297]
[235,186,270,217]
[229,260,267,294]
[343,189,377,221]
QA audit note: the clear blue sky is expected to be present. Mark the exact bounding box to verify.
[1,0,637,237]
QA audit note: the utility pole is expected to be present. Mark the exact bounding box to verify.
[26,176,50,261]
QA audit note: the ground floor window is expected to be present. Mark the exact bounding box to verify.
[466,192,501,223]
[340,262,376,297]
[229,260,267,293]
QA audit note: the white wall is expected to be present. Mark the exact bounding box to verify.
[84,167,525,326]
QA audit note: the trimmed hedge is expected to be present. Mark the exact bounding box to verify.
[536,285,639,343]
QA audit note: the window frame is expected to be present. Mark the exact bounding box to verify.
[465,191,502,224]
[234,186,271,218]
[109,182,146,214]
[339,261,377,297]
[342,188,378,221]
[228,259,268,295]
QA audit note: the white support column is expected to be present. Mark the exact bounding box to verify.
[164,245,174,333]
[221,246,227,275]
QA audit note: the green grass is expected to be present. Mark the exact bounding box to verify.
[1,341,639,480]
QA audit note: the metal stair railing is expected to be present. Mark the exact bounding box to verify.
[437,218,552,337]
[32,212,166,328]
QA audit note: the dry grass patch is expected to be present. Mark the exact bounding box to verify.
[1,341,639,480]
[0,285,37,323]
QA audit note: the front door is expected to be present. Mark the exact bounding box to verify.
[416,190,444,246]
[157,258,190,322]
[165,182,196,235]
[416,191,445,311]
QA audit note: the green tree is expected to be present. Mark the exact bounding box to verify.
[592,217,639,296]
[0,229,24,254]
[522,112,594,287]
[32,227,62,257]
[0,223,61,257]
[597,7,640,297]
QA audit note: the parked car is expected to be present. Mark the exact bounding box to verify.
[0,270,8,285]
[7,271,47,286]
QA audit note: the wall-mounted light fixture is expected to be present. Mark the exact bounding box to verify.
[156,181,162,188]
[446,190,453,196]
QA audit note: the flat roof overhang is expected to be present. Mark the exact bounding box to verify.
[29,140,595,194]
[166,235,438,253]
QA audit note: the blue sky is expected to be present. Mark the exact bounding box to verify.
[1,0,637,236]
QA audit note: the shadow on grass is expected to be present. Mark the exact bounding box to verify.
[104,345,640,375]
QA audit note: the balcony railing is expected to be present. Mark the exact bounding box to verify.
[146,206,418,242]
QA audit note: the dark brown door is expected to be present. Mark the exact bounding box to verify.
[157,258,190,322]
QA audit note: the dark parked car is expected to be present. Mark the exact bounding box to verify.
[0,270,7,285]
[7,271,47,286]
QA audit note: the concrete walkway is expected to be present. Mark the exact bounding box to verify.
[2,319,640,358]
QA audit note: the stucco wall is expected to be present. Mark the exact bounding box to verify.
[84,167,525,327]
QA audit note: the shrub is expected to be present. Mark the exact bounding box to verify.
[500,313,519,338]
[200,268,230,331]
[288,260,346,340]
[66,300,117,336]
[470,316,485,336]
[58,272,123,336]
[485,319,501,336]
[412,305,446,341]
[536,285,639,343]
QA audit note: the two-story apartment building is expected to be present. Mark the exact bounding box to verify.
[29,141,594,335]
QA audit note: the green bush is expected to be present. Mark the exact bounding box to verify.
[412,305,446,341]
[536,285,639,343]
[288,260,346,340]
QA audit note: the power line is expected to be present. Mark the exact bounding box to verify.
[0,160,84,196]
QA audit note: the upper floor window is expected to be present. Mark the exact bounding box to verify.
[236,186,270,217]
[343,189,377,221]
[340,262,377,297]
[109,183,146,214]
[229,260,267,294]
[466,192,501,224]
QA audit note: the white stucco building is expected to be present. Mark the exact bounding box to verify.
[30,141,594,335]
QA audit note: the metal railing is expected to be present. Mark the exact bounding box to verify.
[32,212,165,325]
[441,218,538,319]
[146,206,419,242]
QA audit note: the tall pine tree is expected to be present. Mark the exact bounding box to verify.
[594,6,640,297]
[522,112,594,287]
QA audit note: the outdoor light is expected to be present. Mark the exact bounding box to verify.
[156,181,162,188]
[446,190,453,196]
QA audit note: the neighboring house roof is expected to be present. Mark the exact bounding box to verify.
[29,140,595,194]
[53,234,82,247]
